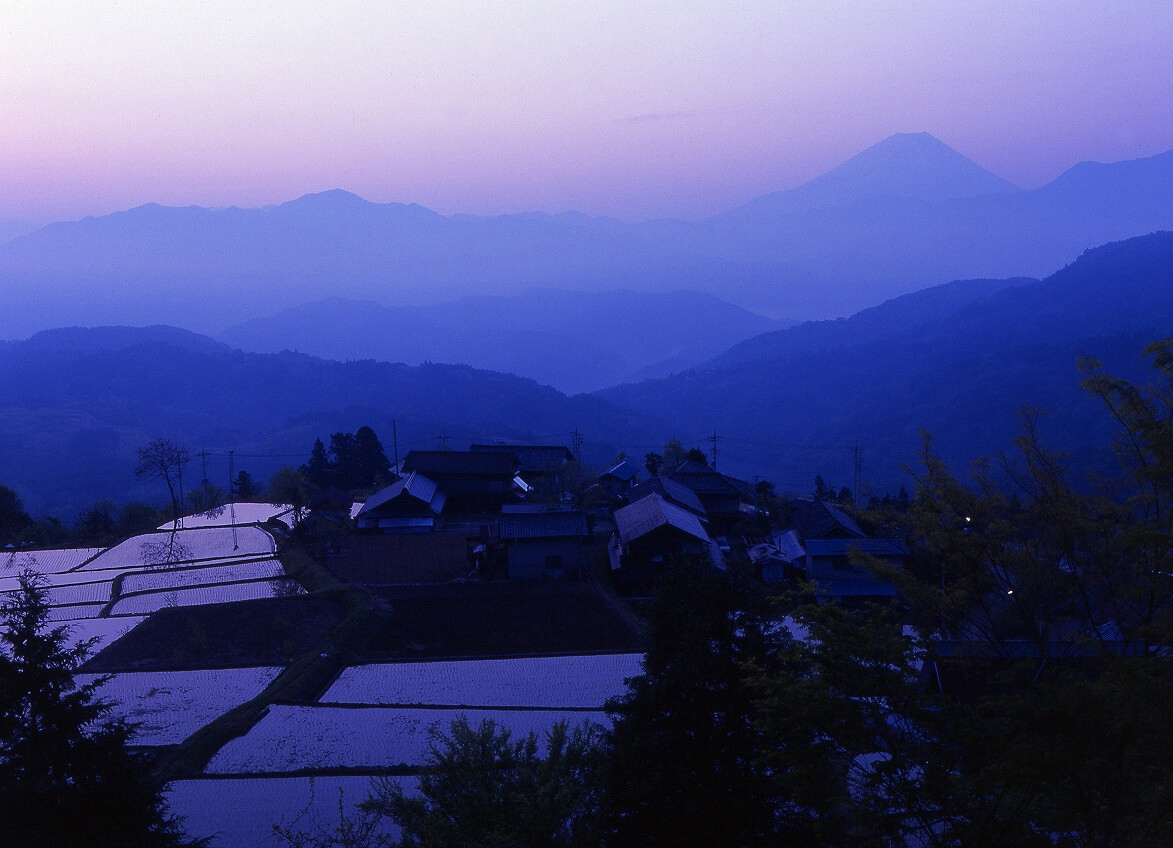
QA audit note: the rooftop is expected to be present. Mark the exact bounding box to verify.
[613,493,711,546]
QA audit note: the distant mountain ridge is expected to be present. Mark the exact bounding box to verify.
[2,133,1171,335]
[216,289,778,394]
[598,231,1173,492]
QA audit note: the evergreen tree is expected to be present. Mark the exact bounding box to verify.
[684,447,708,466]
[0,484,32,545]
[0,574,206,847]
[232,470,259,500]
[301,438,333,490]
[352,426,393,490]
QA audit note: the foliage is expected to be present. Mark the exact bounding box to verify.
[269,466,312,527]
[300,427,393,492]
[361,716,604,848]
[603,558,792,847]
[0,573,206,847]
[0,483,32,544]
[232,469,260,500]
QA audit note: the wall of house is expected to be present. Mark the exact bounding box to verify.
[505,537,585,580]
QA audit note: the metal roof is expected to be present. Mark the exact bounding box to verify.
[356,472,445,517]
[613,493,711,546]
[499,510,588,540]
[600,460,641,482]
[626,477,705,516]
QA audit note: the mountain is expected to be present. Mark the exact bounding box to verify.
[0,328,664,516]
[598,232,1173,495]
[216,289,778,394]
[727,132,1019,217]
[1,134,1170,334]
[0,220,38,245]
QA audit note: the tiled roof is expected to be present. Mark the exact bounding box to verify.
[470,444,574,474]
[499,510,588,540]
[613,493,711,546]
[403,450,520,477]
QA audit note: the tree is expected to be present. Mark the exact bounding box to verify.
[0,484,32,545]
[684,447,708,466]
[0,573,206,846]
[866,341,1173,845]
[301,438,333,490]
[662,439,687,471]
[643,452,663,477]
[364,716,603,848]
[352,426,393,490]
[135,438,190,526]
[269,466,312,528]
[603,558,790,847]
[232,470,259,500]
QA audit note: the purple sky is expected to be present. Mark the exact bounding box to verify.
[1,1,1170,223]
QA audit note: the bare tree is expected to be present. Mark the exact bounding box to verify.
[135,438,190,527]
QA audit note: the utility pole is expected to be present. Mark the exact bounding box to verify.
[852,443,863,523]
[570,426,583,465]
[228,449,238,549]
[708,428,722,471]
[439,431,449,450]
[176,461,185,529]
[199,447,209,486]
[392,419,400,475]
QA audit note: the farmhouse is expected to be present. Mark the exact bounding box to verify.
[354,472,446,533]
[401,450,527,511]
[470,444,576,488]
[664,460,745,531]
[497,504,590,580]
[771,498,905,603]
[609,492,722,578]
[624,475,706,517]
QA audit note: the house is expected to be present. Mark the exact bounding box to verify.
[582,459,644,520]
[770,499,906,603]
[497,504,590,580]
[470,444,576,490]
[597,460,641,495]
[354,472,446,533]
[664,461,745,531]
[400,450,526,511]
[610,493,722,577]
[625,476,706,518]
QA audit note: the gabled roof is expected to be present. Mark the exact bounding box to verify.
[470,444,575,474]
[402,450,520,477]
[357,472,445,517]
[499,509,588,540]
[772,529,806,563]
[626,477,705,516]
[666,461,743,496]
[788,498,866,540]
[614,493,711,547]
[600,459,641,482]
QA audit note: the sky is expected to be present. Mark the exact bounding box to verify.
[1,0,1171,223]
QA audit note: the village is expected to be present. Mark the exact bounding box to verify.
[0,428,913,845]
